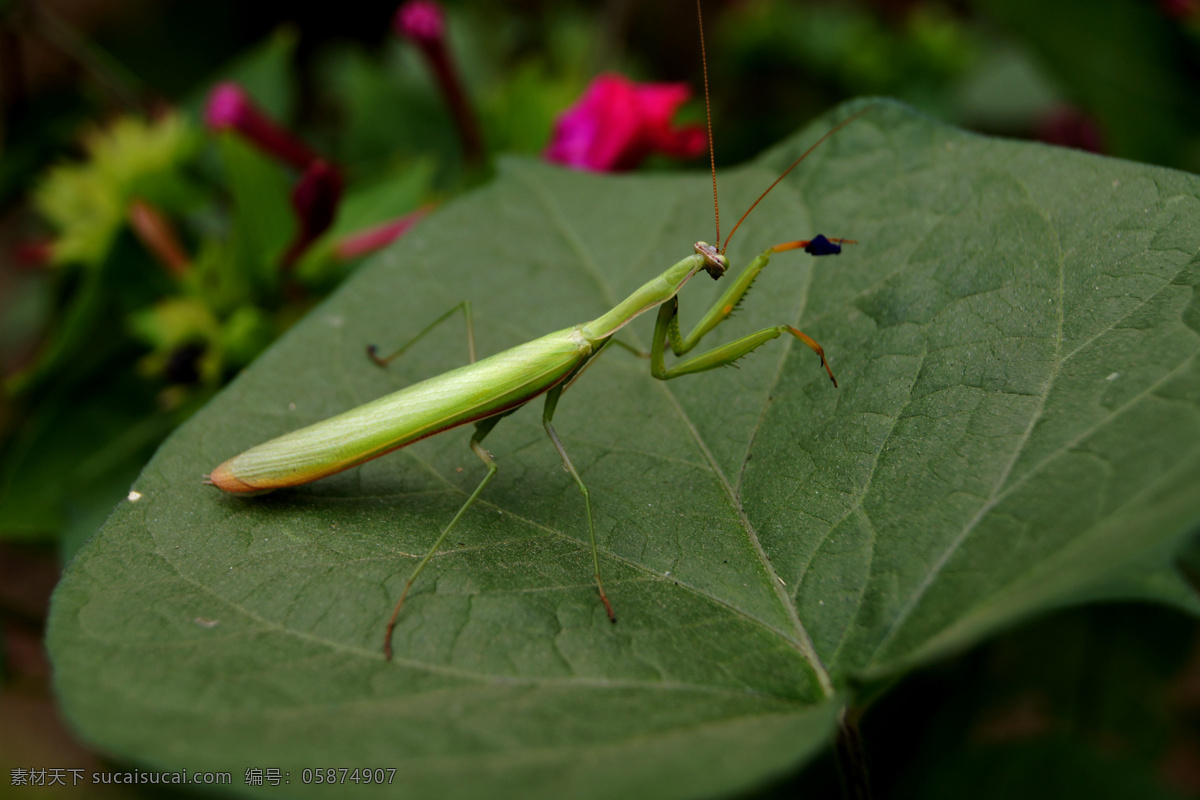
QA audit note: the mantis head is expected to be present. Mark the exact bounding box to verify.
[694,241,728,279]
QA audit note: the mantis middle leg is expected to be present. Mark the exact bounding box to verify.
[542,384,616,623]
[369,300,476,367]
[383,412,503,660]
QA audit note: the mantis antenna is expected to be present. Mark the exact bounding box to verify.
[694,0,872,256]
[696,0,720,251]
[722,105,875,254]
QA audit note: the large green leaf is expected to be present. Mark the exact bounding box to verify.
[48,100,1200,798]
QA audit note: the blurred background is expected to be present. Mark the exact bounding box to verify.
[1,0,1199,797]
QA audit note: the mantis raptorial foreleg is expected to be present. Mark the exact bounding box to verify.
[650,243,840,386]
[542,383,615,623]
[384,413,502,659]
[369,300,475,367]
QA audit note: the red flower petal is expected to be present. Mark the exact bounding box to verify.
[545,74,707,172]
[334,206,432,261]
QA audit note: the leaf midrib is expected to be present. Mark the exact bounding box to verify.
[517,166,835,697]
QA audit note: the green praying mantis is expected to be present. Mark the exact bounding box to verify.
[207,7,868,661]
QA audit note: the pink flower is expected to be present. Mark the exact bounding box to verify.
[544,74,708,172]
[281,160,343,269]
[393,0,445,44]
[392,1,483,166]
[333,206,432,261]
[204,82,318,171]
[203,82,251,129]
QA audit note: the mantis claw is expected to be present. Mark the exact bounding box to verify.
[367,344,389,368]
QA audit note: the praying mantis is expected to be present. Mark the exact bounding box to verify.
[207,5,867,661]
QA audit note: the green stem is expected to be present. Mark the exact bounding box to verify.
[835,707,873,800]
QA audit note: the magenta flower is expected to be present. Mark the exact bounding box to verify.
[394,0,444,43]
[204,82,318,171]
[544,74,708,172]
[333,206,432,261]
[393,1,483,166]
[281,160,344,270]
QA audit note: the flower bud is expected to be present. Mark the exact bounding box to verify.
[204,82,318,171]
[334,206,431,261]
[282,160,344,269]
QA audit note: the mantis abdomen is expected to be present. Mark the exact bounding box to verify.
[208,327,594,493]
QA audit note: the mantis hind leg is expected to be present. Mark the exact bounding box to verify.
[542,385,616,623]
[383,413,503,660]
[369,300,476,367]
